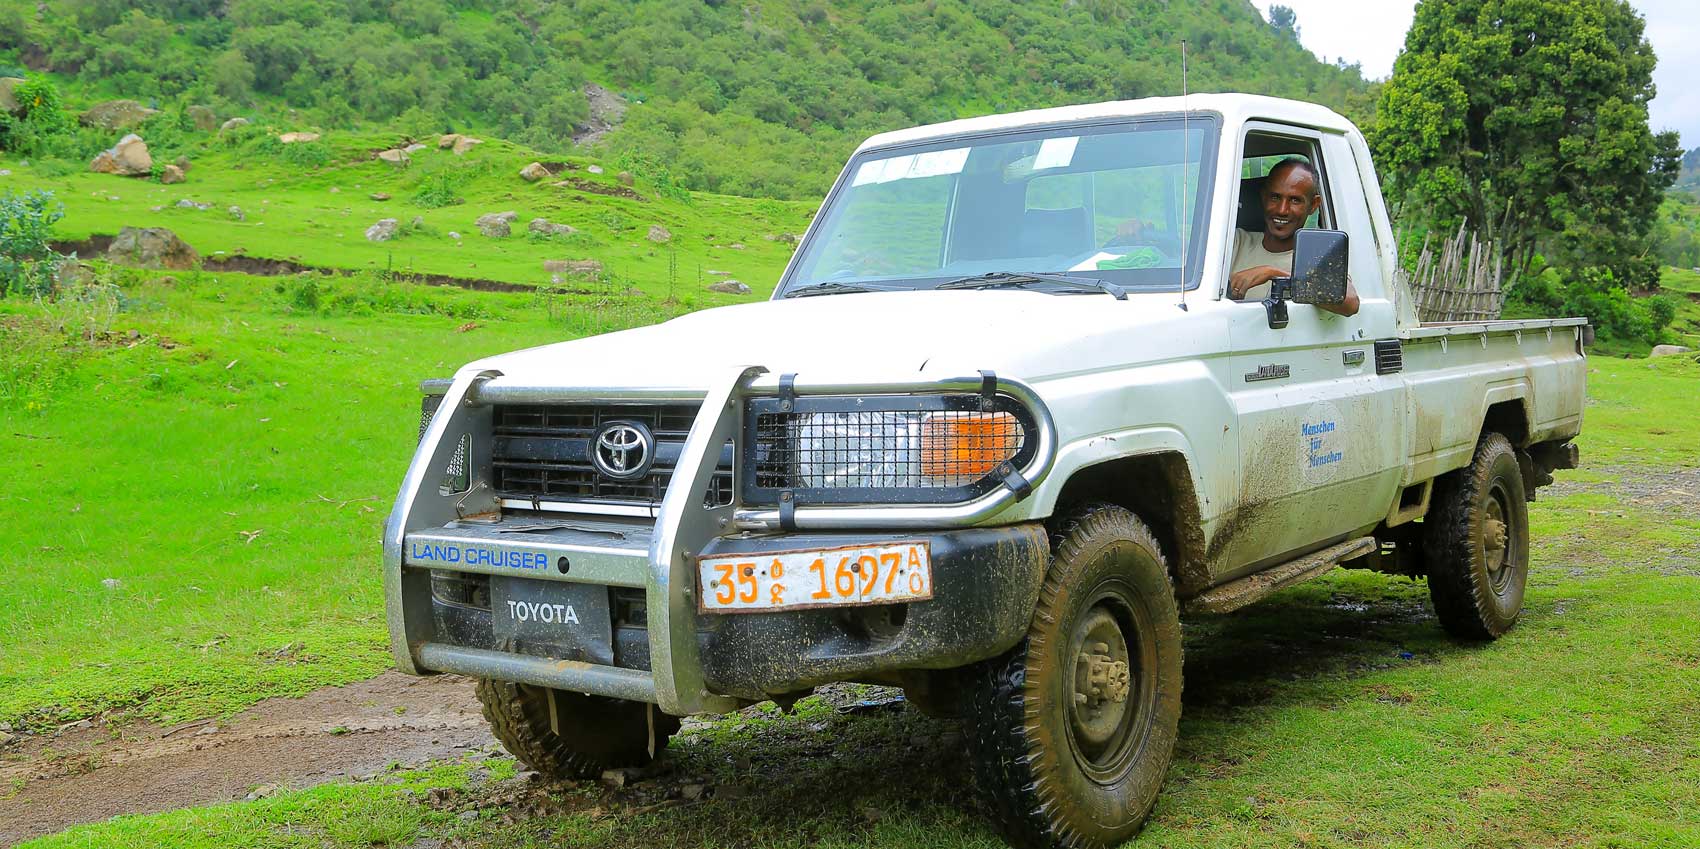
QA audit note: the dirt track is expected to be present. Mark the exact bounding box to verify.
[0,672,492,846]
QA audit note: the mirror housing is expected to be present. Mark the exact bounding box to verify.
[1288,228,1349,305]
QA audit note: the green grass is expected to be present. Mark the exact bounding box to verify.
[0,261,790,726]
[1658,266,1700,349]
[23,757,508,849]
[1,125,812,300]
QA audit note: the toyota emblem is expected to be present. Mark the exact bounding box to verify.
[592,421,654,480]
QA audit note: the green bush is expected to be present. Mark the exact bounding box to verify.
[0,189,65,298]
[1507,264,1676,346]
[0,75,73,157]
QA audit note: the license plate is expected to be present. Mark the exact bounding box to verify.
[489,577,614,664]
[698,541,933,613]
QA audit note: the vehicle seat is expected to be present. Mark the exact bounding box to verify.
[1237,176,1266,232]
[1019,206,1092,258]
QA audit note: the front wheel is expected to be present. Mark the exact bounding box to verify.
[961,504,1183,849]
[475,679,679,780]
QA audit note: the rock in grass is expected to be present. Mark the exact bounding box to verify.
[647,224,671,243]
[228,205,245,222]
[159,164,185,185]
[543,259,602,277]
[520,162,550,182]
[707,280,751,295]
[79,99,158,131]
[438,133,462,149]
[377,148,410,166]
[90,134,152,176]
[452,136,482,155]
[108,226,200,269]
[219,117,249,132]
[586,164,604,175]
[101,578,121,589]
[528,217,576,237]
[370,192,391,201]
[403,143,426,153]
[278,131,321,144]
[618,171,635,187]
[1650,345,1692,357]
[475,211,518,238]
[365,218,399,242]
[188,105,218,131]
[0,77,23,115]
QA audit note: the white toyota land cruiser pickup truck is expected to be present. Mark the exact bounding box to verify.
[385,94,1585,848]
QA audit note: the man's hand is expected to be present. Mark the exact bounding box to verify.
[1228,265,1286,300]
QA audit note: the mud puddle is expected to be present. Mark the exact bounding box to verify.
[0,672,492,846]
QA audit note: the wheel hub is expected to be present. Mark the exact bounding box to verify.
[1483,499,1508,571]
[1070,607,1132,750]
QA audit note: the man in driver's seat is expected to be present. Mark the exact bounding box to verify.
[1228,158,1359,317]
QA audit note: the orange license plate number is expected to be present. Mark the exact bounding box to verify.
[698,541,933,613]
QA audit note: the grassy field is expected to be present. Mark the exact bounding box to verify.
[1659,265,1700,349]
[5,254,1697,846]
[1,126,813,300]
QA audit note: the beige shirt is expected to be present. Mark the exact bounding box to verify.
[1230,228,1292,301]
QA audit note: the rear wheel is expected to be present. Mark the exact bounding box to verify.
[961,504,1183,849]
[1424,432,1530,639]
[475,679,678,779]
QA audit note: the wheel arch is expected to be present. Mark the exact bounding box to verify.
[1480,386,1532,447]
[1045,451,1210,596]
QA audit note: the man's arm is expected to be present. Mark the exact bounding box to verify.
[1229,265,1361,317]
[1318,278,1360,317]
[1228,265,1285,299]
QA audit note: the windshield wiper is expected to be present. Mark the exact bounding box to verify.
[782,281,905,299]
[934,271,1127,300]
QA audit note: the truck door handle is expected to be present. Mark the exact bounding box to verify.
[1343,349,1365,367]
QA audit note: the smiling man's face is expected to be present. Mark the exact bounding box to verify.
[1261,162,1321,248]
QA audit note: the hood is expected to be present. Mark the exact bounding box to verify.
[466,289,1213,388]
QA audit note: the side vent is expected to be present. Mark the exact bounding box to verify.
[1374,339,1403,375]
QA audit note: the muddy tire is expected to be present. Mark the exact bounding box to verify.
[474,679,678,780]
[961,504,1183,849]
[1423,432,1530,640]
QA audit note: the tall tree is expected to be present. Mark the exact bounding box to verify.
[1371,0,1681,290]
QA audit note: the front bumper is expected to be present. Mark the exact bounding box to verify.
[384,366,1056,715]
[396,522,1048,706]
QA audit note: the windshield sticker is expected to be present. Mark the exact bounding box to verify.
[850,148,969,186]
[1299,401,1345,485]
[1033,135,1080,170]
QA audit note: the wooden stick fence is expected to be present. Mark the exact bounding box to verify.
[1401,222,1504,323]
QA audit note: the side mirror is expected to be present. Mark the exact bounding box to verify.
[1261,228,1348,329]
[1288,228,1349,305]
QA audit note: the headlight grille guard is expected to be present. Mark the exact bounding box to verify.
[732,371,1057,532]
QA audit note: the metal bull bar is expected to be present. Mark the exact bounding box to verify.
[383,365,1057,716]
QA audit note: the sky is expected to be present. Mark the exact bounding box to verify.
[1248,0,1697,151]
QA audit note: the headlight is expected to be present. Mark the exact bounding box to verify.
[747,396,1031,503]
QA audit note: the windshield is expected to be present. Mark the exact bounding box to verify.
[781,117,1219,297]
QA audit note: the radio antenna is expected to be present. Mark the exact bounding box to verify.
[1178,39,1190,312]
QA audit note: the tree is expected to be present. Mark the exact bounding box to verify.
[1371,0,1682,291]
[1268,5,1299,40]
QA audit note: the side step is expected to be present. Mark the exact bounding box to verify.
[1184,536,1377,615]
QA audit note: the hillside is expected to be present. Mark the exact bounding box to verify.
[1679,147,1700,193]
[0,125,813,303]
[0,0,1376,199]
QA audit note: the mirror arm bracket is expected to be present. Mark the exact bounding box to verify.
[1263,278,1292,329]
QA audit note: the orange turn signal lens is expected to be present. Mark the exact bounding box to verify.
[920,412,1021,485]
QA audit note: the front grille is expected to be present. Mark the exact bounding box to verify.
[490,403,732,508]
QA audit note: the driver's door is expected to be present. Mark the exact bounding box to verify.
[1215,125,1398,576]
